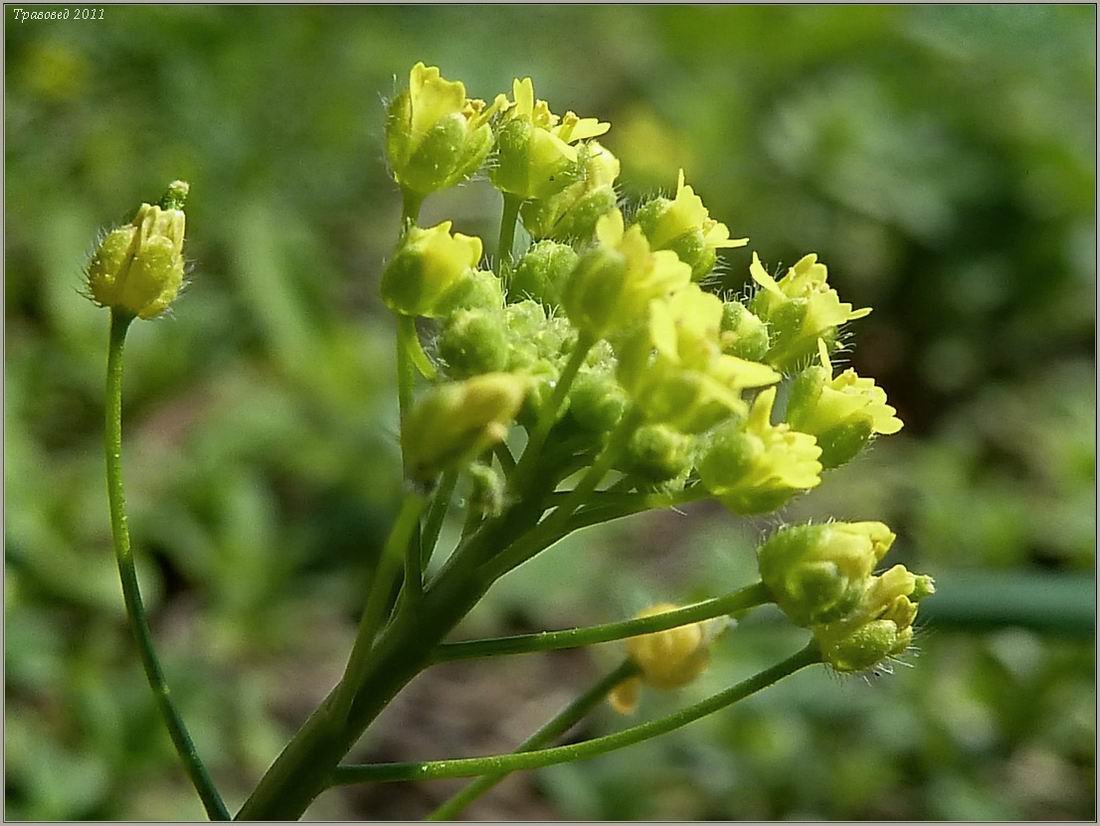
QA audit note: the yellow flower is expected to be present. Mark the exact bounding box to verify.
[786,339,903,467]
[697,387,822,514]
[380,221,483,317]
[750,252,871,371]
[87,181,188,320]
[562,209,692,340]
[617,285,780,432]
[635,169,748,280]
[491,77,610,201]
[520,140,620,241]
[609,603,728,714]
[385,63,502,197]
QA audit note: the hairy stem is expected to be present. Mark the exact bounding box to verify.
[427,659,639,819]
[331,643,821,785]
[431,582,772,662]
[104,311,230,821]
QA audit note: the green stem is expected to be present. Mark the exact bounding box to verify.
[432,582,772,662]
[336,491,426,715]
[421,470,458,572]
[401,188,424,228]
[496,193,523,274]
[510,332,596,493]
[104,312,230,821]
[427,659,639,820]
[331,643,821,786]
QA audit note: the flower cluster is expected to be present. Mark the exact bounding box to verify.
[375,63,930,676]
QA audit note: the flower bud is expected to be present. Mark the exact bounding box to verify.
[609,603,728,714]
[435,269,504,316]
[491,78,609,201]
[385,63,501,198]
[521,141,620,241]
[509,240,579,309]
[814,564,935,673]
[623,424,695,483]
[563,209,693,340]
[720,301,770,362]
[697,387,822,514]
[633,170,748,281]
[567,368,627,432]
[756,521,896,627]
[749,252,871,372]
[438,309,509,378]
[785,340,903,468]
[86,181,189,319]
[467,461,506,520]
[380,221,483,317]
[402,373,527,480]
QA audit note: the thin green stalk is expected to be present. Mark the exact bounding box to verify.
[510,332,596,493]
[493,441,516,475]
[336,491,426,715]
[431,582,772,663]
[331,643,821,786]
[427,660,639,820]
[496,192,522,274]
[104,311,230,821]
[421,470,458,571]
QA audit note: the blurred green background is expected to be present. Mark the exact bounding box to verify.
[5,5,1096,820]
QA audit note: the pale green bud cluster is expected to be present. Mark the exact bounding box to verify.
[756,522,934,672]
[86,180,189,319]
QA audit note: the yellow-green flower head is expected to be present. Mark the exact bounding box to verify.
[521,140,621,241]
[755,521,896,627]
[634,169,748,281]
[385,63,502,198]
[749,252,871,372]
[563,209,693,340]
[814,563,935,673]
[787,340,904,468]
[86,180,189,320]
[697,387,823,514]
[491,77,610,201]
[380,221,483,317]
[617,285,780,432]
[609,603,728,715]
[402,372,528,481]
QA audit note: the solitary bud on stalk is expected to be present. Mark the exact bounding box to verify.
[87,180,189,319]
[381,221,483,318]
[509,240,579,309]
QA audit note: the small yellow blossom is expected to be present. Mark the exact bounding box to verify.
[380,221,483,318]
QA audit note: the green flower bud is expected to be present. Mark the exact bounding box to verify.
[814,564,935,673]
[435,269,504,316]
[749,252,871,372]
[509,240,579,309]
[402,373,527,481]
[380,221,483,318]
[438,309,509,378]
[521,141,620,241]
[634,170,748,281]
[697,387,822,514]
[563,209,693,340]
[624,424,695,483]
[785,340,903,468]
[756,521,896,627]
[720,301,770,362]
[86,180,189,319]
[568,368,628,432]
[385,63,501,198]
[491,77,609,201]
[467,461,506,520]
[515,357,559,428]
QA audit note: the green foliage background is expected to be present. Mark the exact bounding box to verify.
[5,5,1095,820]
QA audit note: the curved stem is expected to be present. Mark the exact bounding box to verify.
[331,643,821,786]
[104,311,230,821]
[427,659,639,820]
[431,582,771,663]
